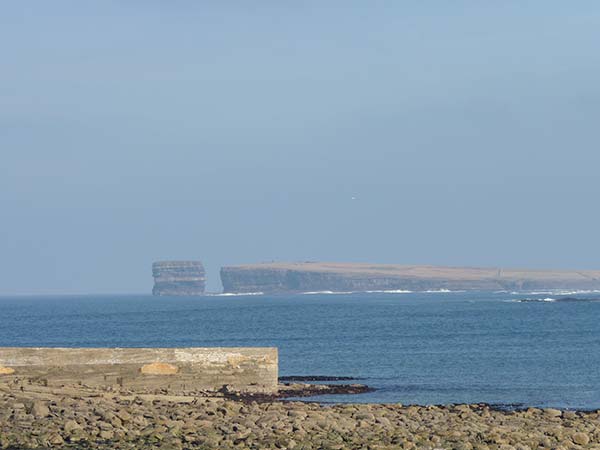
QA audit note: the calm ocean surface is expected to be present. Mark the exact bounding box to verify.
[1,291,599,410]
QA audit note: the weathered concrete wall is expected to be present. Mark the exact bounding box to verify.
[0,347,278,393]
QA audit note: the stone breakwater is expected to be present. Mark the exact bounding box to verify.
[0,379,599,450]
[220,262,600,294]
[0,347,278,394]
[153,261,206,296]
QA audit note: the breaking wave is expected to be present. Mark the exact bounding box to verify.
[210,292,264,297]
[365,289,413,294]
[423,289,461,293]
[512,297,557,303]
[512,290,600,296]
[511,297,600,303]
[300,291,355,295]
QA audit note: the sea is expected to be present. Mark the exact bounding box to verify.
[1,290,599,410]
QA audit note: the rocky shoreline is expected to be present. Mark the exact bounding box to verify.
[221,381,374,403]
[1,379,599,450]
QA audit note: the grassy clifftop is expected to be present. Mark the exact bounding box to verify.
[220,262,600,294]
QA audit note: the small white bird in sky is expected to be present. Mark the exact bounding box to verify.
[351,196,357,200]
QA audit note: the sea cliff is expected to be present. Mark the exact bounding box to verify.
[220,262,600,294]
[152,261,206,296]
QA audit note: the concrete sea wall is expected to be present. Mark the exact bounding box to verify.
[0,347,278,393]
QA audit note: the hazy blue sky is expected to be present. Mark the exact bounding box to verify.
[1,2,600,294]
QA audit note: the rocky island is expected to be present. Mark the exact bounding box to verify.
[220,262,600,294]
[152,261,206,296]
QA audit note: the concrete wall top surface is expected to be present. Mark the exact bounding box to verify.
[0,347,278,393]
[0,347,277,366]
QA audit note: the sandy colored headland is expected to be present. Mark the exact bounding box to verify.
[1,377,599,450]
[221,262,600,294]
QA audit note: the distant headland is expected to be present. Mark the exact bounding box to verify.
[220,262,600,294]
[153,260,600,295]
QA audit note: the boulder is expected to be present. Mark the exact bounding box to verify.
[572,432,590,446]
[31,401,50,419]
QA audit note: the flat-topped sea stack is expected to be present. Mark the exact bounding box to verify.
[220,262,600,294]
[152,260,206,296]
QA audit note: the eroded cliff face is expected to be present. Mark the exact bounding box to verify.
[152,261,205,296]
[220,266,496,293]
[220,262,600,294]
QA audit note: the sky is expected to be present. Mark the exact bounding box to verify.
[1,1,600,294]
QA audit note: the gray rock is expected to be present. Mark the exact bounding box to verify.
[31,401,50,419]
[99,429,114,440]
[543,408,562,418]
[572,432,590,445]
[355,412,375,421]
[47,433,64,446]
[64,419,82,434]
[116,409,132,422]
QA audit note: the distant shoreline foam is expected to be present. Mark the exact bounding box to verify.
[208,292,264,297]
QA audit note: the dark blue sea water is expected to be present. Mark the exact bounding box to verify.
[1,291,599,410]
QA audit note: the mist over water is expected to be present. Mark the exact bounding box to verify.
[2,2,600,295]
[1,291,599,410]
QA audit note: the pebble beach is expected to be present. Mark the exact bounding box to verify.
[1,379,599,450]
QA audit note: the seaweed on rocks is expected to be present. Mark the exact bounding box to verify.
[278,375,358,382]
[219,382,374,403]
